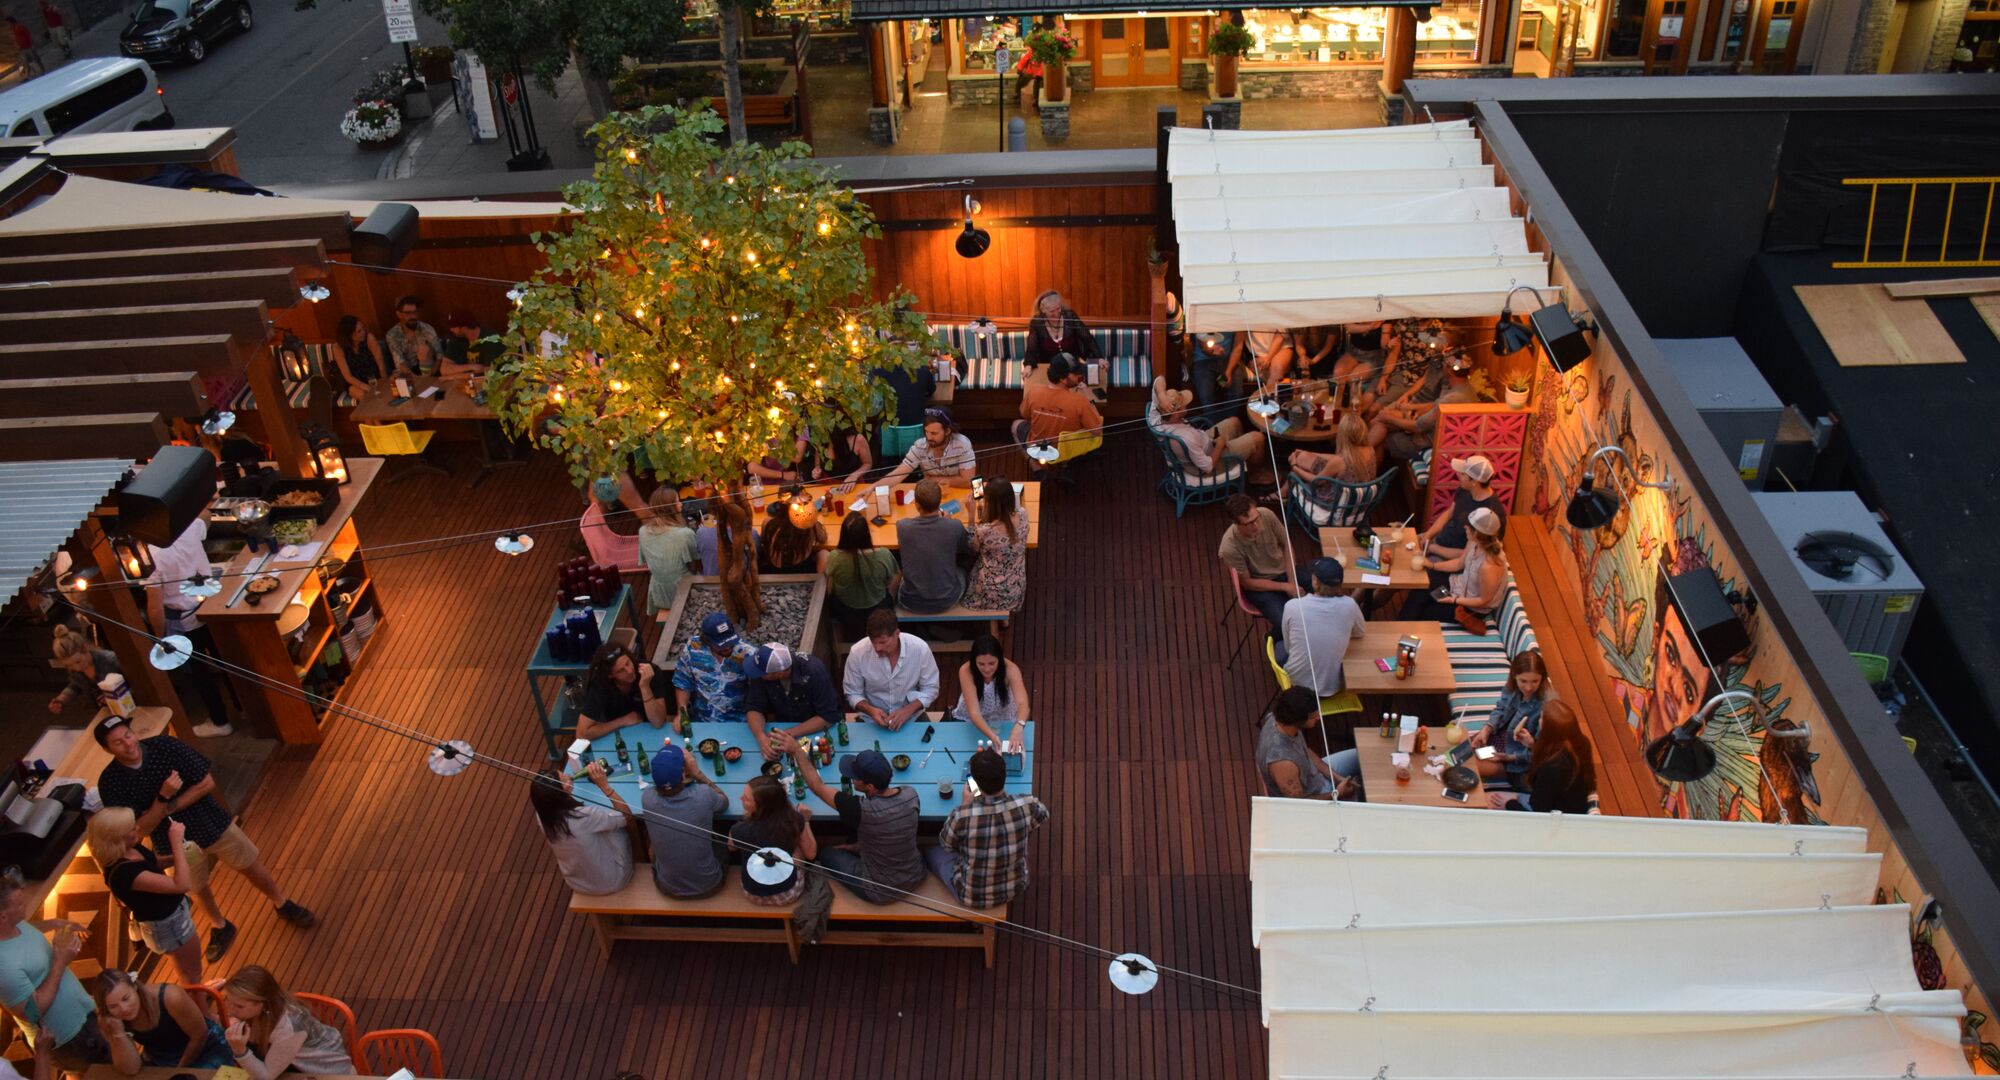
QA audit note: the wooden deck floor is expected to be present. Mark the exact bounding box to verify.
[208,436,1277,1080]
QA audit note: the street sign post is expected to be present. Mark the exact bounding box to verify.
[994,45,1010,152]
[382,0,416,43]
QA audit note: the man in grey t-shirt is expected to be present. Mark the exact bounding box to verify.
[641,744,729,899]
[786,745,924,903]
[1281,558,1367,694]
[1257,687,1361,801]
[894,479,972,614]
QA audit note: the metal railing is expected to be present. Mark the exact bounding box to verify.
[1836,176,2000,269]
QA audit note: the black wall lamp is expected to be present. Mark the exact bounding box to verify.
[1492,285,1545,357]
[1645,690,1763,785]
[1565,445,1675,531]
[955,194,990,259]
[1493,285,1597,372]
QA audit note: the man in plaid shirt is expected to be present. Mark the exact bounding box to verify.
[927,748,1048,908]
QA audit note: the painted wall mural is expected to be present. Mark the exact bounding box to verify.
[1519,349,1820,825]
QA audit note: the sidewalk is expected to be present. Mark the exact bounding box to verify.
[383,64,597,180]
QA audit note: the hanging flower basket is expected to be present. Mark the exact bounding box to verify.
[342,99,404,146]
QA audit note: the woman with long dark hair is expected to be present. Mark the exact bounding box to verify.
[1492,699,1599,814]
[963,478,1027,625]
[1468,651,1552,785]
[822,511,900,639]
[727,776,818,904]
[529,761,636,895]
[952,634,1029,748]
[328,315,385,397]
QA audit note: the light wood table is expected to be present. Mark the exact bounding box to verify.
[1319,527,1431,591]
[1343,621,1455,694]
[349,374,492,423]
[741,481,1041,550]
[1354,725,1487,808]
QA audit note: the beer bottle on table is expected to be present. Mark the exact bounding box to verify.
[714,743,729,777]
[677,704,691,738]
[615,731,630,765]
[636,742,650,778]
[836,716,850,746]
[790,765,807,801]
[840,777,853,797]
[872,739,882,753]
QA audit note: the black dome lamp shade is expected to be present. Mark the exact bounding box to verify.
[955,193,989,259]
[1565,445,1674,532]
[1645,690,1759,784]
[1492,285,1545,357]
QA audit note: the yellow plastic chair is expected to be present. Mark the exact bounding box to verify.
[1266,636,1363,719]
[358,422,447,483]
[1051,426,1104,464]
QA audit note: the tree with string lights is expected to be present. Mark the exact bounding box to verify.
[492,105,933,489]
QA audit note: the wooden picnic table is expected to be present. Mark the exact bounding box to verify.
[1353,724,1488,808]
[349,374,493,424]
[1318,527,1431,591]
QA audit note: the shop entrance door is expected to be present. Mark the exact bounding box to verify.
[1094,16,1178,87]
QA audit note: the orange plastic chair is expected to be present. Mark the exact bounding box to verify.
[181,984,223,1022]
[358,1028,446,1077]
[294,992,367,1073]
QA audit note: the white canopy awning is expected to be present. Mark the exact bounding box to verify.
[1249,799,1970,1080]
[0,175,571,237]
[1168,122,1548,330]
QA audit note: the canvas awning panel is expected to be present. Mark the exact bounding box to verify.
[0,458,132,606]
[1168,123,1549,329]
[0,175,570,237]
[1248,799,1969,1080]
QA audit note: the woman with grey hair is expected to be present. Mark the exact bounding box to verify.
[1022,289,1100,390]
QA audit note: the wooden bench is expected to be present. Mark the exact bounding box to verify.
[893,604,1010,656]
[569,864,1007,966]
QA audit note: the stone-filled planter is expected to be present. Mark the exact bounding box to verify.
[653,573,827,671]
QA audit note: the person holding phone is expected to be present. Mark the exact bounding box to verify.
[1489,700,1600,814]
[929,749,1048,907]
[1257,687,1361,801]
[1468,651,1551,785]
[951,635,1028,749]
[527,761,635,896]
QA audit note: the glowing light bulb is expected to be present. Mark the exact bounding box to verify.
[744,250,758,264]
[844,320,858,333]
[724,174,735,185]
[730,314,740,324]
[774,379,786,391]
[609,380,627,392]
[712,429,725,441]
[812,378,823,388]
[551,385,566,404]
[592,312,602,324]
[624,147,638,163]
[633,306,646,319]
[817,220,831,236]
[656,409,668,420]
[669,361,680,372]
[700,238,712,250]
[601,248,612,259]
[767,406,782,420]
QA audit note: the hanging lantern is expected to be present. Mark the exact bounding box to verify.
[277,337,311,381]
[108,535,154,582]
[308,428,349,484]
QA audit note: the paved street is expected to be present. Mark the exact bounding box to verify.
[60,0,455,184]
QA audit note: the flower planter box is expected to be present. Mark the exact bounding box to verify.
[652,573,826,671]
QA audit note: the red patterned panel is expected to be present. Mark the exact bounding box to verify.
[1426,405,1531,525]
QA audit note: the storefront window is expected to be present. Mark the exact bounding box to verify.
[751,0,849,35]
[1603,0,1648,57]
[957,15,1029,73]
[1239,4,1482,66]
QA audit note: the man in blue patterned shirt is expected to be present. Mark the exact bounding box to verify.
[671,612,752,724]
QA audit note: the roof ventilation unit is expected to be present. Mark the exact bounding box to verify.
[1752,491,1923,667]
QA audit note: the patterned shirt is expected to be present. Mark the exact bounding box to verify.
[384,320,443,374]
[939,792,1049,908]
[671,640,752,723]
[897,433,976,480]
[96,735,234,851]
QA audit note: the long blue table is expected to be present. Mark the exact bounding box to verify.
[583,713,1034,821]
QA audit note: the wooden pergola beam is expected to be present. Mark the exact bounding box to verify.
[0,373,207,420]
[0,214,351,258]
[0,300,269,344]
[0,239,327,284]
[0,414,170,462]
[0,335,248,377]
[0,268,304,315]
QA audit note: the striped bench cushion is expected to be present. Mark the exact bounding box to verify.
[1409,449,1433,489]
[1440,578,1538,721]
[227,343,358,411]
[930,323,1151,391]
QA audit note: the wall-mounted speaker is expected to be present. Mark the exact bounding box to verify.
[1661,565,1751,669]
[116,445,215,547]
[1531,304,1595,373]
[351,203,419,269]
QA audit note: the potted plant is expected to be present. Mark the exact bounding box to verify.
[1504,372,1532,409]
[412,44,454,84]
[1025,27,1077,102]
[1147,243,1167,278]
[1208,21,1255,99]
[341,99,404,148]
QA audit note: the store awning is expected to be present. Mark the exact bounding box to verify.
[0,459,134,607]
[1168,122,1550,331]
[1248,799,1971,1079]
[850,0,1430,20]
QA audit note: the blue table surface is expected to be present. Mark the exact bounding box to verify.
[528,587,631,675]
[583,715,1034,820]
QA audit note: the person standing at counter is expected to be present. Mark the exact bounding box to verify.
[45,625,120,716]
[94,715,317,965]
[142,516,234,739]
[0,867,101,1073]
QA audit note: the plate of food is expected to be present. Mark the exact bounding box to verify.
[759,760,784,777]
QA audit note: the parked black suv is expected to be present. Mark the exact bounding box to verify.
[119,0,252,64]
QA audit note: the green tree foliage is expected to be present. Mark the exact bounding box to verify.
[493,106,931,487]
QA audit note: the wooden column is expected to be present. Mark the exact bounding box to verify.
[243,343,309,477]
[1382,7,1419,96]
[77,519,195,741]
[868,23,892,108]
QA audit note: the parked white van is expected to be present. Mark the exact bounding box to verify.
[0,58,173,140]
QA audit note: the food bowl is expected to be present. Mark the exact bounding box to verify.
[696,738,720,757]
[891,754,911,772]
[1442,765,1479,793]
[760,760,784,777]
[723,746,743,763]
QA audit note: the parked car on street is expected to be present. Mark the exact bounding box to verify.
[119,0,253,64]
[0,58,172,138]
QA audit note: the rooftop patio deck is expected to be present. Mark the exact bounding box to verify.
[213,435,1272,1080]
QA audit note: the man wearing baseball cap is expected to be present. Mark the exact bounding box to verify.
[1279,557,1367,694]
[1150,376,1272,486]
[1404,506,1508,622]
[1414,453,1507,589]
[670,612,753,724]
[641,743,729,900]
[1013,353,1104,484]
[1372,349,1478,463]
[784,744,924,904]
[742,642,841,761]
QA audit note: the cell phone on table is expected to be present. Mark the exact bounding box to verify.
[388,396,410,406]
[1440,788,1471,803]
[871,516,889,526]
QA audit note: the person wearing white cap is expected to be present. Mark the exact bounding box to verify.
[1371,349,1477,462]
[1402,506,1508,625]
[1150,377,1271,485]
[1415,453,1507,588]
[742,642,842,761]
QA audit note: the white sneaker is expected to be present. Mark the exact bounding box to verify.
[191,721,235,738]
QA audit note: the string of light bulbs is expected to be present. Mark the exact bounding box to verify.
[58,597,1259,1003]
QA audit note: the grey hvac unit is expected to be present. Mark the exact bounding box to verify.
[1753,491,1924,666]
[1657,338,1785,489]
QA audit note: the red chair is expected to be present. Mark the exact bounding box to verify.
[1222,568,1265,669]
[294,992,367,1073]
[579,501,643,573]
[181,984,223,1022]
[358,1028,446,1077]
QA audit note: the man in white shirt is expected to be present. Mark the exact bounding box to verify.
[1280,558,1366,692]
[841,609,939,732]
[142,518,233,737]
[1151,379,1270,485]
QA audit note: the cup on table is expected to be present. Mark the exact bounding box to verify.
[831,497,845,517]
[895,488,912,507]
[937,779,954,798]
[1409,554,1425,572]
